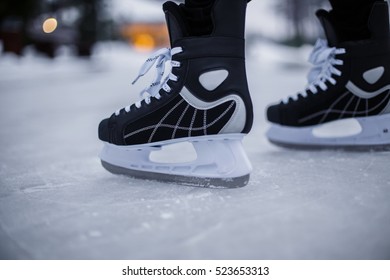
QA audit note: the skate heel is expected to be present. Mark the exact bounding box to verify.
[99,134,252,188]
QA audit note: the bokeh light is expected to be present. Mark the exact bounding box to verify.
[42,18,58,34]
[133,33,156,51]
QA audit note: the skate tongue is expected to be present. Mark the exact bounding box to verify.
[163,1,189,45]
[368,1,389,41]
[316,10,340,47]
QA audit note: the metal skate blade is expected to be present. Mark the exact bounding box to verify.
[269,140,390,152]
[101,160,250,188]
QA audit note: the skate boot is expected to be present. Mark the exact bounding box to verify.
[266,1,390,150]
[98,0,253,188]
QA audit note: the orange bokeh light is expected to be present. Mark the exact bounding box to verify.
[133,34,155,51]
[121,23,169,51]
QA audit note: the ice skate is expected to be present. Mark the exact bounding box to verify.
[266,1,390,150]
[98,0,253,188]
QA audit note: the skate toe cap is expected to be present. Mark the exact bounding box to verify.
[266,104,281,124]
[98,118,109,142]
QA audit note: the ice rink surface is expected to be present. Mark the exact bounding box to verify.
[0,42,389,260]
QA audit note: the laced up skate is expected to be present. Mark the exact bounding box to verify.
[98,0,253,188]
[266,1,390,150]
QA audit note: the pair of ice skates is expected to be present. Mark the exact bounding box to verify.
[98,0,390,188]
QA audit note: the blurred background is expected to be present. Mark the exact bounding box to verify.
[0,0,330,57]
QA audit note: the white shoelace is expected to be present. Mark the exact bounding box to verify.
[282,39,346,104]
[115,47,183,116]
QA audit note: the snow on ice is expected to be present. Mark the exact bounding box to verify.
[0,39,390,259]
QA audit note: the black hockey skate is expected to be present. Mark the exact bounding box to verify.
[266,1,390,150]
[98,0,253,187]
